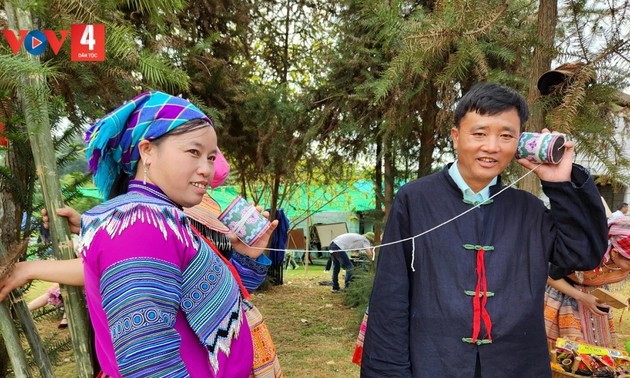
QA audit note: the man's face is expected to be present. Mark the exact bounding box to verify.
[451,109,520,193]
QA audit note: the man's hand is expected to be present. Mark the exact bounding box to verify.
[517,129,573,183]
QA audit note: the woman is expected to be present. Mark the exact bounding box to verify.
[544,217,630,349]
[0,195,282,377]
[80,90,278,377]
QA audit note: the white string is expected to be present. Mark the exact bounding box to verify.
[249,165,543,265]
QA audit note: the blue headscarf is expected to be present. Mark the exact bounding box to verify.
[85,91,214,198]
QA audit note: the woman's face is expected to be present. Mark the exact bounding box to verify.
[138,125,218,208]
[611,249,630,271]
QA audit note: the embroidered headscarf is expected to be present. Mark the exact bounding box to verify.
[85,91,229,198]
[606,217,630,261]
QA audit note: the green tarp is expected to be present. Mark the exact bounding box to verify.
[77,180,377,221]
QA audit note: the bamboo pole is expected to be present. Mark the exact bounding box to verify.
[0,300,30,378]
[0,241,31,378]
[4,4,95,377]
[9,291,55,378]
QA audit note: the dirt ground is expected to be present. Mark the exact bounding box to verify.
[607,280,630,350]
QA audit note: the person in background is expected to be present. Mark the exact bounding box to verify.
[26,282,67,328]
[284,251,299,270]
[359,232,376,260]
[10,215,77,329]
[328,232,374,293]
[544,217,630,349]
[608,202,628,224]
[361,82,608,377]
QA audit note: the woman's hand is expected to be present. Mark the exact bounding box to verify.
[0,261,33,301]
[230,205,279,259]
[576,291,610,316]
[0,259,85,302]
[42,206,82,235]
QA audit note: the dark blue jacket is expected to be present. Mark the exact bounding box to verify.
[361,164,608,378]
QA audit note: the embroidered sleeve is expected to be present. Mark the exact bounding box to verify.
[230,252,271,291]
[101,258,186,377]
[181,241,242,374]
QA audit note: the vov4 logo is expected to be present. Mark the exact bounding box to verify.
[2,24,105,61]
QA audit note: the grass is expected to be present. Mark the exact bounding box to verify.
[14,262,630,377]
[254,263,361,378]
[15,280,76,377]
[608,279,630,351]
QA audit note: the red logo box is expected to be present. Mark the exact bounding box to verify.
[70,24,105,61]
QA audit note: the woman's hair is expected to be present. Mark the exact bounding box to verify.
[108,173,132,199]
[107,118,213,199]
[151,118,212,146]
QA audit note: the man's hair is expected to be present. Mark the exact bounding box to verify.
[618,202,628,210]
[454,82,529,131]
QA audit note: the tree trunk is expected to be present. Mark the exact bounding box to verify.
[418,82,439,178]
[383,133,394,222]
[0,239,31,378]
[4,4,96,377]
[0,106,49,377]
[373,136,384,270]
[268,172,283,285]
[0,77,53,378]
[519,0,558,195]
[375,135,384,211]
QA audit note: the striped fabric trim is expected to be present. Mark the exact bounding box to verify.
[233,252,271,275]
[352,307,369,366]
[101,258,186,377]
[544,284,618,349]
[182,239,242,373]
[232,253,271,292]
[80,192,190,255]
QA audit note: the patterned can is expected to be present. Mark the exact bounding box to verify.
[218,196,271,246]
[516,132,566,164]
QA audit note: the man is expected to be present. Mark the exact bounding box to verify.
[328,232,374,292]
[361,82,608,377]
[608,202,628,224]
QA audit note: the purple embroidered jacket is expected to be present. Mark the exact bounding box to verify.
[79,181,271,377]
